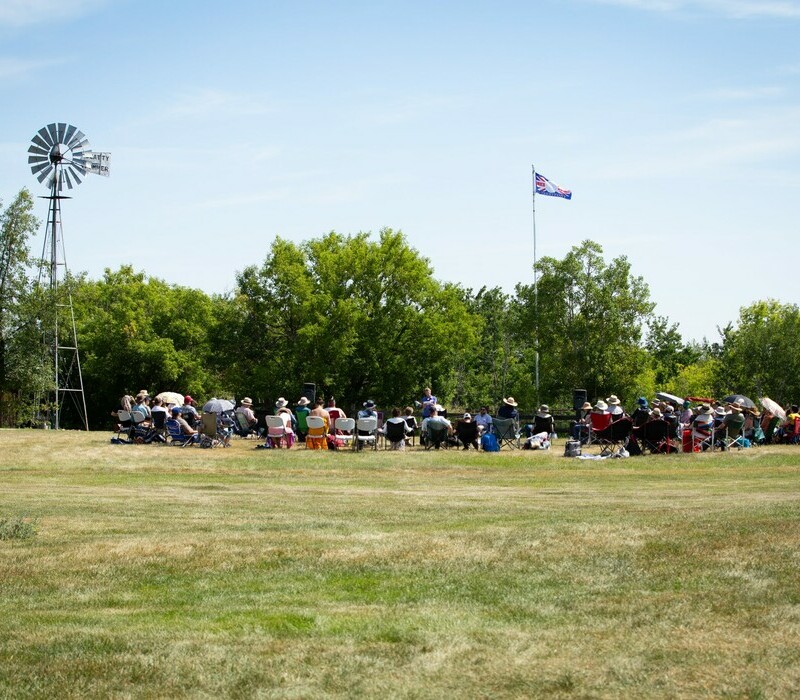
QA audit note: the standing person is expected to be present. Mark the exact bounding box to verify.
[420,387,437,420]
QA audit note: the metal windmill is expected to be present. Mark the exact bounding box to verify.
[28,123,110,430]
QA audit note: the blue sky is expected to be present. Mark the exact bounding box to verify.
[1,0,798,343]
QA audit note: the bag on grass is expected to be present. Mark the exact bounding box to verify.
[481,433,500,452]
[564,440,581,457]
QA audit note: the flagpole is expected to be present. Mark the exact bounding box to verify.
[532,164,539,405]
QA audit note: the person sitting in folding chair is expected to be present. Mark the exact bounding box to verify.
[167,405,201,444]
[421,405,453,449]
[235,397,260,437]
[456,413,480,450]
[715,402,746,450]
[691,404,714,449]
[382,407,412,450]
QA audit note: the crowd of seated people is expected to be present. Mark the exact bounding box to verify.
[111,386,800,453]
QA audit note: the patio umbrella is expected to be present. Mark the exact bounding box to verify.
[203,398,235,414]
[722,394,755,409]
[759,397,786,421]
[155,391,184,406]
[656,391,684,405]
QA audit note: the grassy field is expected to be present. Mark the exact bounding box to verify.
[1,430,799,699]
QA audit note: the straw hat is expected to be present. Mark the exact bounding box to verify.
[241,397,253,406]
[581,401,592,411]
[503,397,518,407]
[606,395,621,405]
[594,400,608,411]
[729,402,743,412]
[651,407,662,417]
[297,397,310,406]
[698,404,713,414]
[714,406,727,416]
[275,397,288,409]
[537,404,550,415]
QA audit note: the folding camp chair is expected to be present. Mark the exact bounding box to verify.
[200,412,225,447]
[492,417,519,449]
[424,422,450,450]
[588,412,613,447]
[455,420,479,450]
[717,414,746,450]
[355,417,378,451]
[383,420,409,450]
[639,419,678,454]
[166,418,198,447]
[593,417,633,455]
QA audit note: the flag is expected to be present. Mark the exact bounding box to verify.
[535,172,572,200]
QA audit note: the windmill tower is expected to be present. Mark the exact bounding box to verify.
[27,123,110,430]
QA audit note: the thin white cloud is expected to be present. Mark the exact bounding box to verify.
[595,107,800,178]
[583,0,800,18]
[0,0,108,26]
[0,57,64,82]
[704,86,784,101]
[132,89,276,126]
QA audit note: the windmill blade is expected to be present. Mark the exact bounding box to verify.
[31,135,50,151]
[71,138,90,154]
[38,127,54,147]
[70,159,87,175]
[63,169,73,189]
[57,123,67,143]
[64,124,77,144]
[31,161,51,175]
[37,167,53,183]
[67,130,86,149]
[46,123,59,144]
[67,165,83,185]
[28,155,49,165]
[28,144,50,157]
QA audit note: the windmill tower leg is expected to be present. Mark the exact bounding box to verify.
[38,176,89,431]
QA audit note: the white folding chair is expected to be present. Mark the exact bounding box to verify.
[356,417,378,451]
[334,417,356,450]
[266,415,290,448]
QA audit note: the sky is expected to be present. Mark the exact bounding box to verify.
[0,0,798,343]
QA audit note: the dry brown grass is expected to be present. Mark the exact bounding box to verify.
[1,429,799,697]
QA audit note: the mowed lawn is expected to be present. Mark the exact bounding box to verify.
[1,431,799,699]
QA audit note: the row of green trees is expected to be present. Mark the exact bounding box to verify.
[1,188,798,429]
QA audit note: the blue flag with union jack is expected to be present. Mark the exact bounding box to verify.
[535,172,572,200]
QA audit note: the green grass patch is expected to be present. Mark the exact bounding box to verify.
[1,429,799,697]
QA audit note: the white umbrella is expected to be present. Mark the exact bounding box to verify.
[656,392,684,405]
[759,397,786,421]
[155,391,184,406]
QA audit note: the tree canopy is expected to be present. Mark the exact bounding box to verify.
[1,187,797,428]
